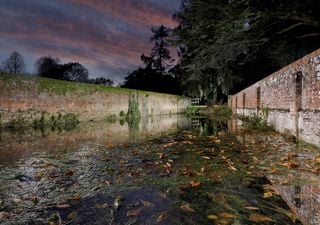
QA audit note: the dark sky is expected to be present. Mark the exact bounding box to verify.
[0,0,180,83]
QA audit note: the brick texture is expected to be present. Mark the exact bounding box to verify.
[229,49,320,146]
[0,77,191,123]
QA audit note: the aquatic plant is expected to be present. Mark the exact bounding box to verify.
[185,106,200,115]
[126,93,141,125]
[3,111,79,132]
[106,114,117,123]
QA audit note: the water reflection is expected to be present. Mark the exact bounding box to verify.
[190,116,228,135]
[0,114,190,166]
[0,116,317,225]
[230,119,320,225]
[273,177,320,225]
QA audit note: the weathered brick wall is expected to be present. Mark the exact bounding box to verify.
[0,75,191,123]
[229,49,320,147]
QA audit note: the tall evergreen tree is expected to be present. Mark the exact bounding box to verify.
[122,25,181,95]
[149,25,173,73]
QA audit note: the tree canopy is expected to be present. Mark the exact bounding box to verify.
[35,56,61,79]
[61,62,89,82]
[122,25,181,95]
[173,0,320,102]
[90,77,114,87]
[2,51,26,74]
[36,57,88,82]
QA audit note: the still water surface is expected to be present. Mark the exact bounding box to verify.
[0,115,319,225]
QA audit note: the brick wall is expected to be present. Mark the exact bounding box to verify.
[229,49,320,147]
[0,75,191,123]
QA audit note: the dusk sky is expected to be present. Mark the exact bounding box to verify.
[0,0,180,83]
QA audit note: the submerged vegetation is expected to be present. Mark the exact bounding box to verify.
[185,106,200,115]
[126,93,141,129]
[0,111,79,132]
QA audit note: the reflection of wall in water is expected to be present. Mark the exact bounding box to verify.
[0,115,191,166]
[274,178,320,225]
[232,132,320,225]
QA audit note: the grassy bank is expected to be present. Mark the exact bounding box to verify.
[0,73,181,98]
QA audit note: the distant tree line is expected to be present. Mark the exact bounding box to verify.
[1,52,114,87]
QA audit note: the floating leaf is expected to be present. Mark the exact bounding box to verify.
[190,180,201,187]
[114,196,123,210]
[127,206,144,217]
[67,211,77,221]
[278,161,299,168]
[249,213,275,222]
[71,195,81,203]
[314,156,320,164]
[269,167,279,174]
[95,203,108,208]
[141,200,153,207]
[252,156,260,163]
[65,170,74,176]
[156,212,167,223]
[180,203,195,213]
[158,153,165,159]
[48,213,62,225]
[217,212,237,219]
[244,206,259,211]
[263,191,273,198]
[228,165,237,171]
[207,214,218,220]
[31,196,39,204]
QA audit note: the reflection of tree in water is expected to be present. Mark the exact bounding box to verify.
[126,93,141,140]
[127,115,140,140]
[192,116,228,135]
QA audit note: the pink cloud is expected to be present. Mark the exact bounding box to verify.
[65,0,177,28]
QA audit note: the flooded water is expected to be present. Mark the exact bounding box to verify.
[0,115,319,225]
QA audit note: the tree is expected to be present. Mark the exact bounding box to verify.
[173,0,320,102]
[92,77,114,86]
[150,25,173,73]
[122,25,181,95]
[140,25,173,74]
[122,65,181,95]
[2,51,26,74]
[35,56,62,79]
[61,62,89,82]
